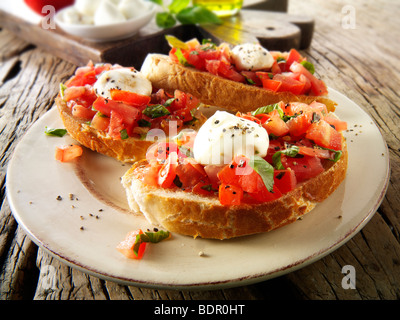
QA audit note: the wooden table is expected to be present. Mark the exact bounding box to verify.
[1,0,399,302]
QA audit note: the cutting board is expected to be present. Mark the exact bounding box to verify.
[0,4,314,68]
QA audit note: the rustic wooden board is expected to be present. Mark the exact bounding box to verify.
[0,7,313,68]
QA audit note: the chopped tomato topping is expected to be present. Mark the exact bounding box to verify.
[219,184,243,206]
[55,144,83,162]
[116,229,147,259]
[168,37,328,96]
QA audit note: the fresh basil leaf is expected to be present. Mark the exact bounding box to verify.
[143,104,171,118]
[165,35,189,50]
[120,129,129,140]
[45,127,67,137]
[148,0,163,5]
[59,83,67,100]
[174,48,194,67]
[138,119,152,127]
[252,103,284,118]
[272,145,300,170]
[301,60,315,74]
[144,230,171,243]
[276,56,286,63]
[201,184,218,192]
[132,230,171,256]
[169,0,190,14]
[176,6,222,25]
[317,146,343,162]
[156,12,176,28]
[249,156,275,192]
[164,97,176,106]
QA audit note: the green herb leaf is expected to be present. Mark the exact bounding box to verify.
[317,146,343,162]
[272,145,300,170]
[156,12,176,28]
[252,103,284,118]
[132,230,171,257]
[169,0,190,14]
[300,60,315,74]
[59,83,67,100]
[143,104,171,118]
[174,48,194,67]
[120,129,129,140]
[176,6,222,25]
[165,35,189,50]
[148,0,163,5]
[249,156,275,192]
[45,127,68,137]
[138,119,152,127]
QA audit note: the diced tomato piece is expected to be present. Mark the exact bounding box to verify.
[290,61,328,96]
[192,182,218,196]
[205,59,220,75]
[305,120,343,150]
[238,169,264,193]
[273,74,305,95]
[198,48,220,60]
[158,153,178,188]
[270,61,282,74]
[146,142,185,162]
[274,169,297,193]
[108,110,125,140]
[323,114,348,132]
[237,112,262,125]
[219,184,243,206]
[217,61,245,83]
[249,184,282,203]
[285,49,303,69]
[308,101,328,116]
[261,109,290,137]
[55,144,83,162]
[175,161,207,188]
[297,146,334,160]
[241,71,262,86]
[71,104,96,120]
[259,77,282,92]
[93,97,140,126]
[63,86,86,101]
[141,162,162,187]
[186,51,205,70]
[287,111,313,137]
[204,164,224,185]
[91,112,110,132]
[110,89,151,107]
[283,102,311,116]
[281,155,324,183]
[116,229,147,259]
[217,163,237,185]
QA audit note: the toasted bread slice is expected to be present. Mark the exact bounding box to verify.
[141,54,337,114]
[121,142,347,240]
[56,95,206,163]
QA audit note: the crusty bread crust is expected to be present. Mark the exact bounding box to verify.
[56,95,206,163]
[141,54,337,114]
[121,142,348,240]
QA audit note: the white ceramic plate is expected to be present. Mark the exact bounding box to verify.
[54,4,156,42]
[6,89,389,290]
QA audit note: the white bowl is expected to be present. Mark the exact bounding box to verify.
[55,4,156,42]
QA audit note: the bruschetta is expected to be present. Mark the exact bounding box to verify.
[121,101,348,239]
[56,61,206,163]
[140,36,337,114]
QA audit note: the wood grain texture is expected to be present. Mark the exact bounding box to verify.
[1,0,400,301]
